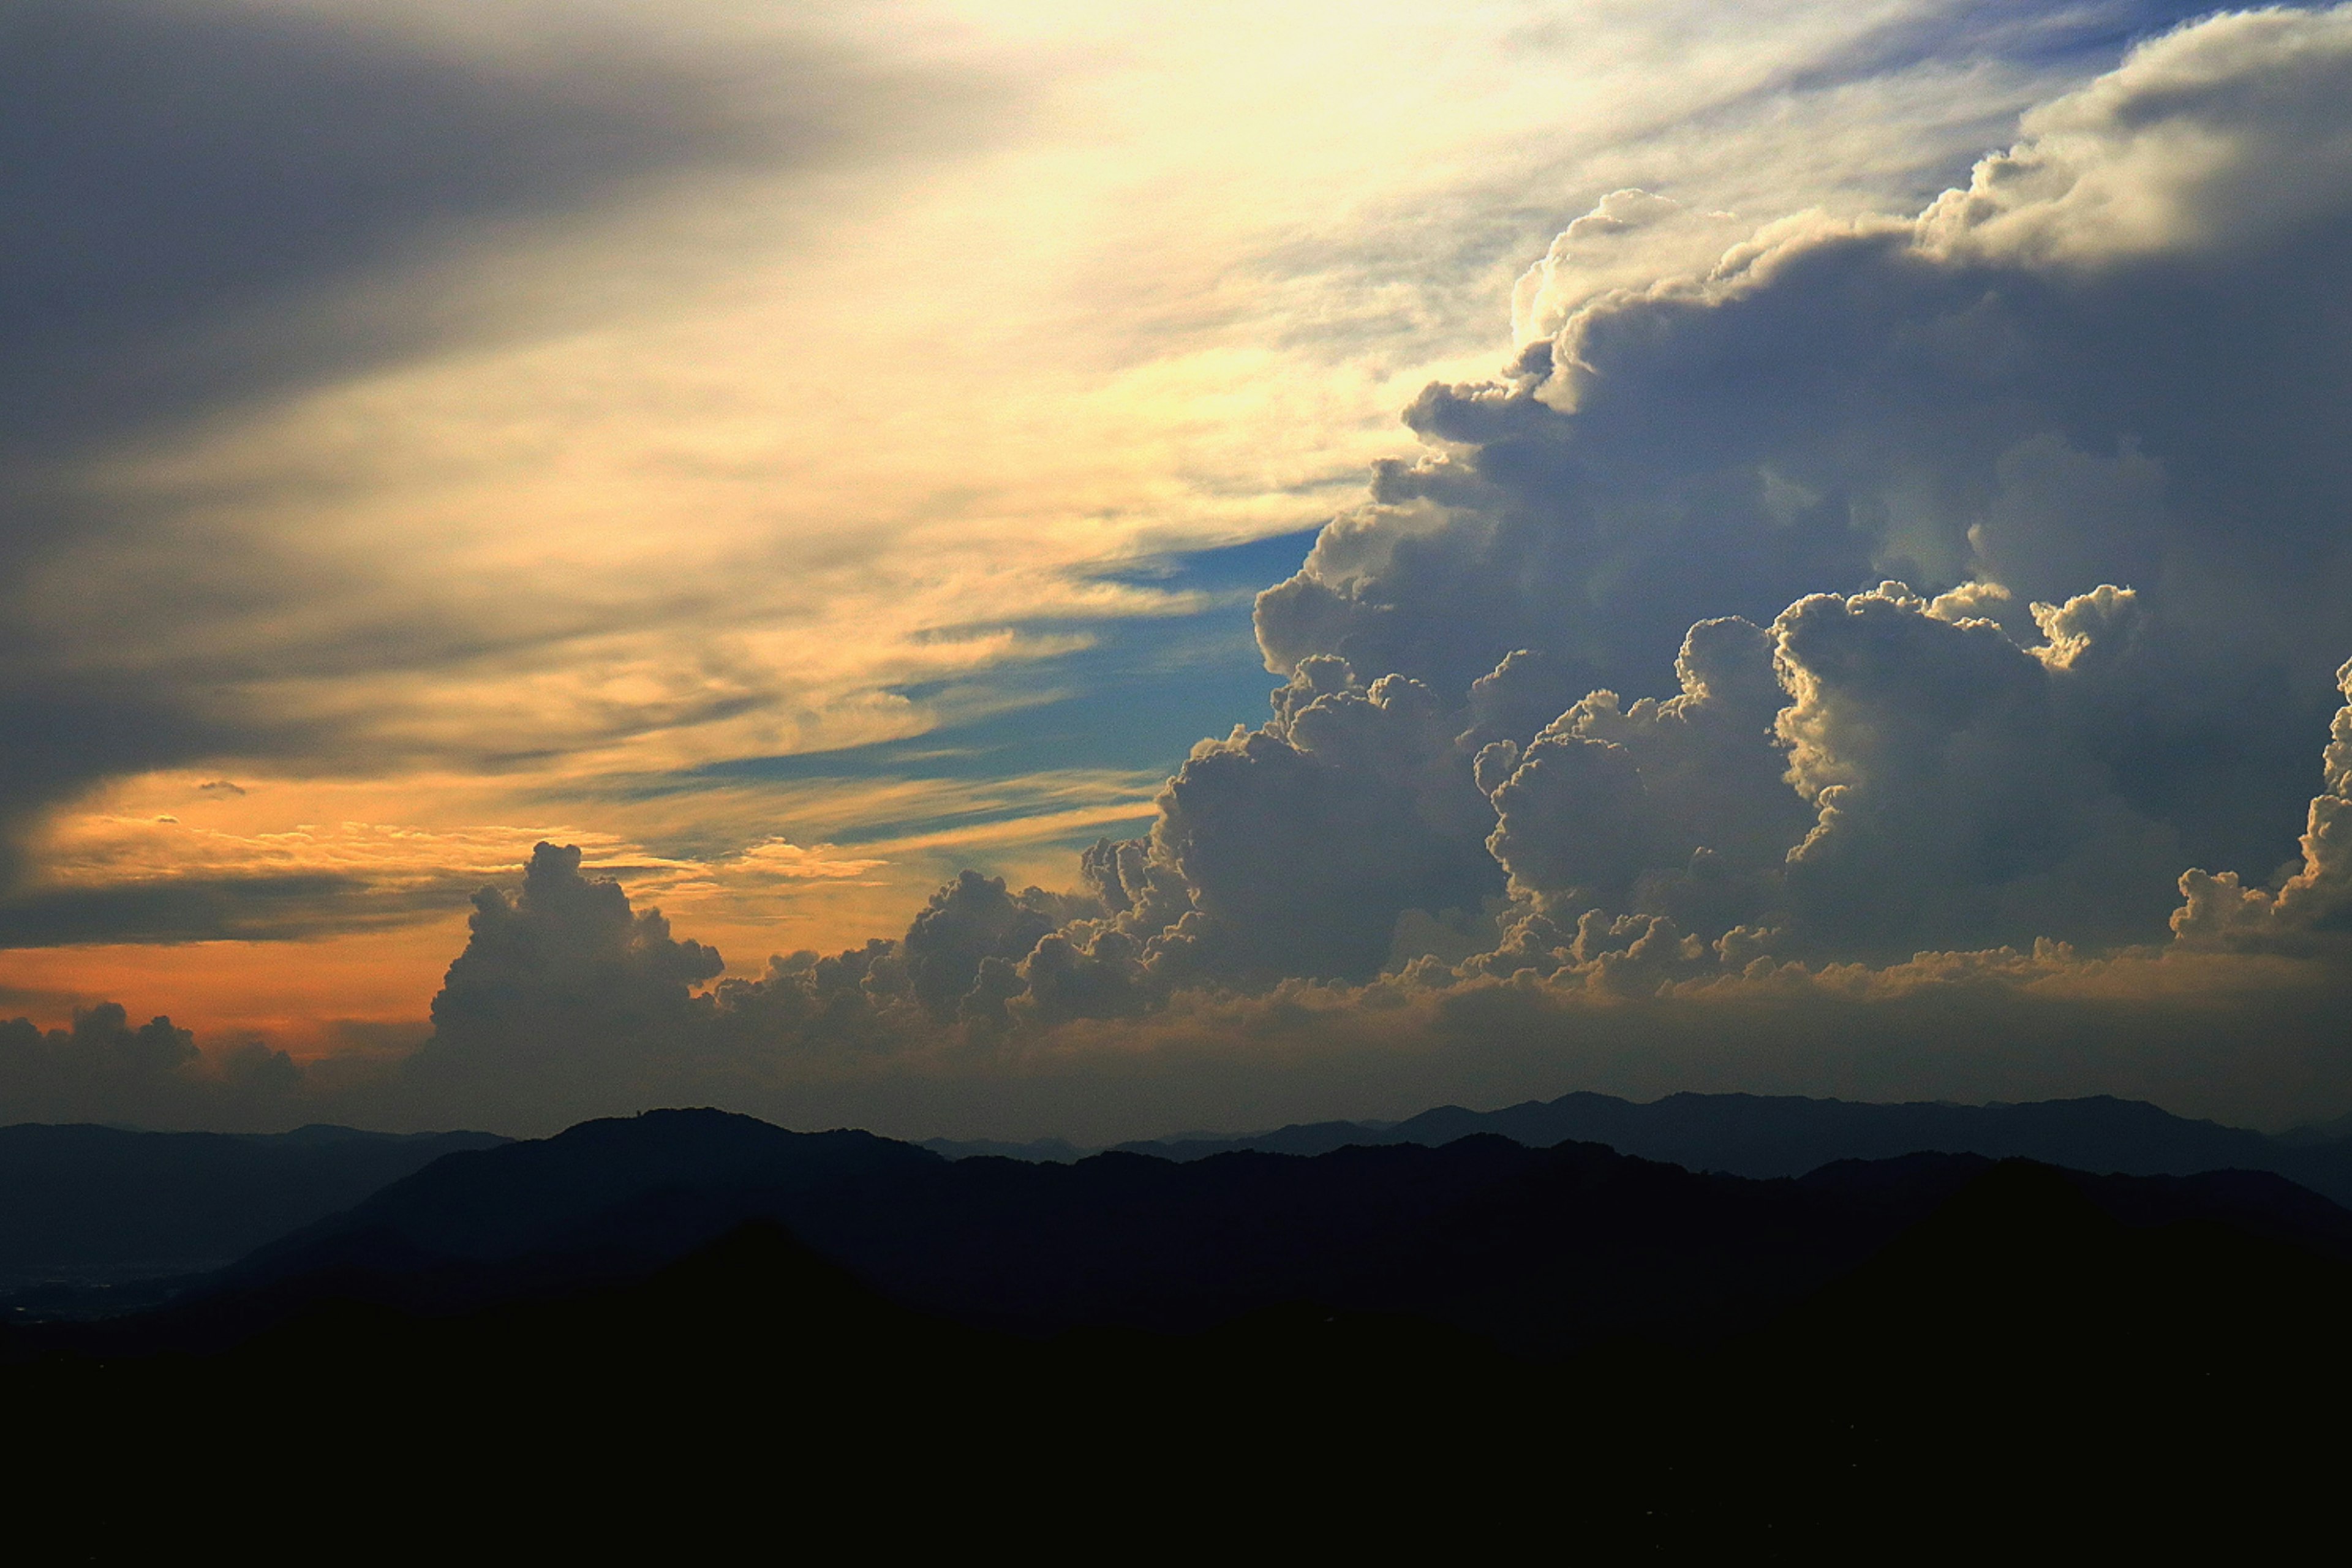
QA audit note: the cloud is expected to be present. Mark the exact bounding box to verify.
[394,843,725,1128]
[0,874,384,948]
[0,0,1014,923]
[0,0,896,458]
[1487,615,1804,932]
[1511,190,1752,345]
[24,7,2352,1140]
[2174,656,2352,948]
[1768,581,2184,954]
[0,809,630,947]
[1270,9,2352,959]
[1136,659,1504,984]
[899,871,1093,1023]
[0,0,2245,973]
[0,1001,298,1128]
[356,842,2352,1139]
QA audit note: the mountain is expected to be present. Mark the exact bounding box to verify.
[118,1117,1940,1354]
[11,1089,2343,1312]
[1673,1158,2352,1554]
[7,1135,2351,1553]
[62,1108,2352,1366]
[151,1109,944,1332]
[0,1121,506,1300]
[2,1214,1558,1553]
[918,1133,1088,1162]
[1107,1088,2352,1204]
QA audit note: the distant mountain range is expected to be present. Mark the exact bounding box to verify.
[12,1090,2352,1313]
[21,1107,2350,1361]
[6,1106,2349,1553]
[0,1122,506,1303]
[930,1089,2352,1204]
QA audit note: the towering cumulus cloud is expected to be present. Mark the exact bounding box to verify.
[31,7,2352,1135]
[1250,6,2352,952]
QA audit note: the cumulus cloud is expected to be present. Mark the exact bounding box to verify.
[1137,659,1502,984]
[1510,189,1752,345]
[2174,657,2352,947]
[0,1002,298,1129]
[1270,3,2352,944]
[1769,581,2183,954]
[1487,615,1803,933]
[397,842,725,1127]
[360,840,2352,1139]
[375,844,1104,1127]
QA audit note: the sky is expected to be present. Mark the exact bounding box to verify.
[9,0,2352,1139]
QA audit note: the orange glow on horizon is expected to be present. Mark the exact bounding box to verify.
[0,921,466,1057]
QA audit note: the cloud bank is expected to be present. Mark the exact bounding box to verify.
[15,6,2352,1137]
[0,0,2222,963]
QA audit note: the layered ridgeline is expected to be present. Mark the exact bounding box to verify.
[11,1090,2352,1308]
[935,1091,2352,1205]
[4,1108,2350,1553]
[86,1109,2352,1355]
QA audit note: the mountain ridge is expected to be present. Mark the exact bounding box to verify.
[42,1108,2352,1363]
[0,1121,508,1299]
[918,1088,2352,1204]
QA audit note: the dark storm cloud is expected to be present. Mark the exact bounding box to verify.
[0,871,487,948]
[0,673,320,900]
[0,0,850,458]
[0,1002,298,1128]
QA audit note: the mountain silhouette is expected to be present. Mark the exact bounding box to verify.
[0,1121,504,1306]
[9,1140,2352,1555]
[1650,1159,2352,1554]
[37,1108,2352,1369]
[1087,1088,2352,1204]
[13,1089,2348,1319]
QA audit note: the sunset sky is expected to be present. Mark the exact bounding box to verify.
[9,0,2352,1139]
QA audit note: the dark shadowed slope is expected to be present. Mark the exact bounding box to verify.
[3,1217,1555,1554]
[7,1155,2352,1556]
[0,1122,504,1294]
[167,1108,942,1327]
[117,1123,1951,1355]
[1673,1159,2352,1555]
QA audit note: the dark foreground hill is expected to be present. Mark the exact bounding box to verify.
[0,1121,506,1303]
[6,1125,2350,1555]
